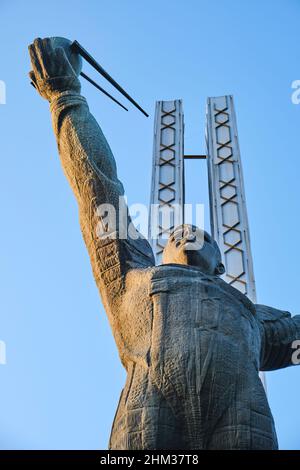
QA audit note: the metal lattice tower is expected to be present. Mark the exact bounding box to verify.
[148,100,185,264]
[206,95,256,302]
[149,95,256,304]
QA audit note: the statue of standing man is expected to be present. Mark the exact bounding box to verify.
[29,37,300,450]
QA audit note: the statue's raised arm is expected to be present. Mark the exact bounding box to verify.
[28,38,154,311]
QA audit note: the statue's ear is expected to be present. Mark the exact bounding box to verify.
[215,262,225,276]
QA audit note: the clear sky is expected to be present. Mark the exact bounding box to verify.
[0,0,299,450]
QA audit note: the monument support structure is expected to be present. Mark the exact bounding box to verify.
[149,96,256,302]
[206,95,256,302]
[148,100,185,263]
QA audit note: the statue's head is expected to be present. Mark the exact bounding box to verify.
[162,224,225,276]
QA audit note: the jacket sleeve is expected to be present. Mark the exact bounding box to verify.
[256,304,300,371]
[50,91,154,307]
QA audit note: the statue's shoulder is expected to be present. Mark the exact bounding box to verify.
[255,303,291,322]
[214,275,256,314]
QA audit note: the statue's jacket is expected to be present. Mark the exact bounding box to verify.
[50,91,300,449]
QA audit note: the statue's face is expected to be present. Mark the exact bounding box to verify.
[162,224,225,276]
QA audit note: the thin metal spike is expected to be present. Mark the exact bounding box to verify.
[72,40,149,117]
[80,72,128,112]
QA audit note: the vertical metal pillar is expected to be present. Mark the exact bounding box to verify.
[148,100,185,264]
[206,95,257,302]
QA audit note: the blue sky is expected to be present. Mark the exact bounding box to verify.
[0,0,299,450]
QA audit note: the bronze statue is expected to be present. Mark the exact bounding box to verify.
[28,37,300,450]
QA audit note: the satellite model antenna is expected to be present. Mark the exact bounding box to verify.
[71,40,149,117]
[30,37,149,117]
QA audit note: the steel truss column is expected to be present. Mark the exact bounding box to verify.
[206,95,257,302]
[148,100,185,264]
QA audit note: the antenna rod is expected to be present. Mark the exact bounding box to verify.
[80,72,128,112]
[71,40,149,117]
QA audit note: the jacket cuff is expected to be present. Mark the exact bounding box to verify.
[50,92,88,114]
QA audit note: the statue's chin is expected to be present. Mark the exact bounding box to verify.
[162,251,215,275]
[185,256,213,275]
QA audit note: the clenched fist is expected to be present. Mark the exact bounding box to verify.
[28,37,81,102]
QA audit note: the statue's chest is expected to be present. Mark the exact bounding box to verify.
[145,266,261,396]
[148,266,258,342]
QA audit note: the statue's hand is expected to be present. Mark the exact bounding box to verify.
[28,37,81,102]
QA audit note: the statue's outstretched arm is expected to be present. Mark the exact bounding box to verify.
[28,38,154,307]
[256,304,300,371]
